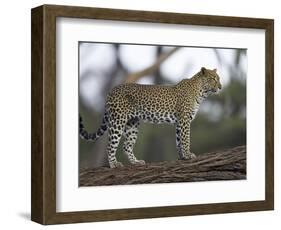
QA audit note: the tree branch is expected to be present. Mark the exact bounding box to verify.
[80,145,246,186]
[124,47,180,83]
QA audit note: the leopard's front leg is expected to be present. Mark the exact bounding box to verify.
[177,114,196,160]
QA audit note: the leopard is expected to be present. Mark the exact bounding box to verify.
[80,67,222,168]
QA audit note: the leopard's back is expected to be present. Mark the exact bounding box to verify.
[107,83,180,124]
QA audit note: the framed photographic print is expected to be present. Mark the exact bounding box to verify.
[31,4,274,225]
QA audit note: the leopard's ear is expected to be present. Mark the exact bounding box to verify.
[201,67,207,74]
[213,68,217,72]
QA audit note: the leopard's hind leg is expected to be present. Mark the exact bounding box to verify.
[107,115,128,168]
[123,118,145,166]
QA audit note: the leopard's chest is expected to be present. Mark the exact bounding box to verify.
[190,97,203,120]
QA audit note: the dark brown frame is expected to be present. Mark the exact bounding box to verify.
[31,4,274,225]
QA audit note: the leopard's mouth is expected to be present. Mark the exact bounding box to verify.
[204,87,219,95]
[212,84,222,93]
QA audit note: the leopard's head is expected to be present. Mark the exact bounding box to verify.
[199,67,222,95]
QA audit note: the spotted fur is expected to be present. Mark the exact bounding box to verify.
[80,67,222,168]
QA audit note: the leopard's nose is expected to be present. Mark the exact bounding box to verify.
[218,83,222,90]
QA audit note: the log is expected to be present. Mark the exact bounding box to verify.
[79,145,246,186]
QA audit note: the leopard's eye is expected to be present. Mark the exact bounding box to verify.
[208,78,216,84]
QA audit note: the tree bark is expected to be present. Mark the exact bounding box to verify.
[79,145,246,186]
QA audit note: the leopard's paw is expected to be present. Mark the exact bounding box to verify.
[132,159,146,166]
[109,161,124,168]
[181,153,197,160]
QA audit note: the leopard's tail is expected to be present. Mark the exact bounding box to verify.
[79,113,108,141]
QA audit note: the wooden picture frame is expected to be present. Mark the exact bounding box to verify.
[31,4,274,225]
